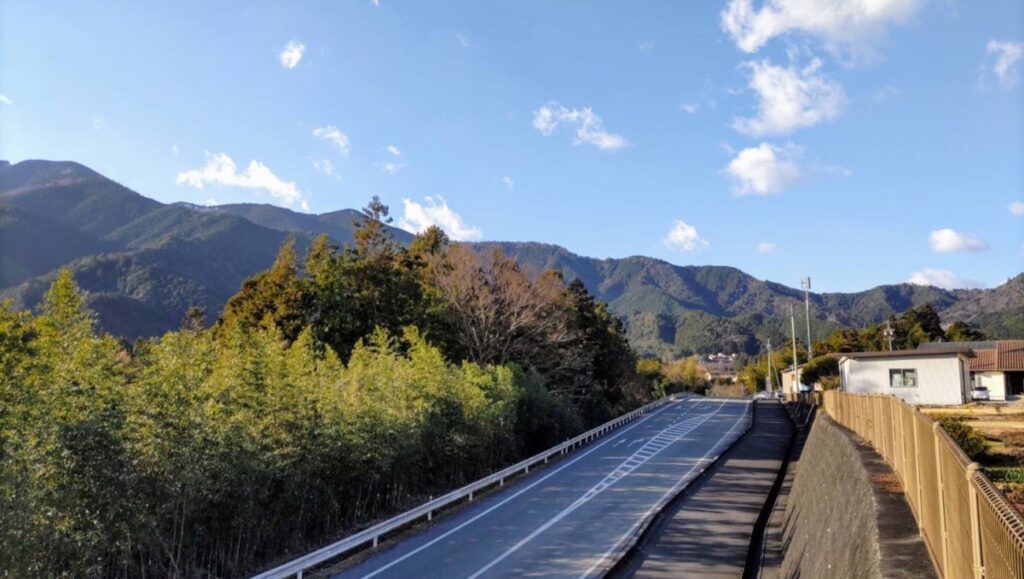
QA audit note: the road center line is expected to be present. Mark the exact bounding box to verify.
[578,401,752,578]
[356,398,701,579]
[465,400,729,579]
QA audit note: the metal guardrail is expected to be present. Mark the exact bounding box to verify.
[251,394,682,579]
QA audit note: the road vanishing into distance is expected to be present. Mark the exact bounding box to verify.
[336,397,751,579]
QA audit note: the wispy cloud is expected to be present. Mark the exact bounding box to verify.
[311,158,341,180]
[721,0,922,60]
[399,196,482,241]
[757,242,778,254]
[177,152,308,211]
[532,102,628,150]
[908,268,984,290]
[279,40,305,69]
[171,144,179,156]
[378,162,406,174]
[984,40,1024,87]
[679,103,700,114]
[870,85,901,103]
[91,114,107,131]
[313,125,350,156]
[929,229,988,253]
[663,220,709,252]
[733,58,845,136]
[724,142,802,195]
[455,33,470,48]
[385,144,402,157]
[637,41,655,51]
[0,94,12,106]
[502,176,515,192]
[1010,201,1024,216]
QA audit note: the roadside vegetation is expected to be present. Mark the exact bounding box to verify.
[0,198,649,578]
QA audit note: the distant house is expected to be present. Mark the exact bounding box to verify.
[918,340,1024,401]
[699,353,738,381]
[780,364,810,395]
[838,346,975,406]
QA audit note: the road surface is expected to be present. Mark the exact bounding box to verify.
[335,397,751,579]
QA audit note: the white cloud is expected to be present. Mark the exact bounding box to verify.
[502,176,515,192]
[871,85,901,103]
[638,41,655,51]
[171,144,179,156]
[733,59,845,136]
[908,269,984,290]
[399,196,482,241]
[757,242,778,254]
[662,220,709,252]
[456,33,470,48]
[371,0,379,6]
[313,125,350,156]
[680,103,700,114]
[279,41,305,69]
[311,158,341,180]
[721,0,921,58]
[532,102,628,150]
[724,142,802,195]
[985,40,1024,87]
[385,144,402,157]
[929,229,989,253]
[204,198,220,207]
[0,94,12,106]
[378,162,406,174]
[92,114,106,130]
[1010,201,1024,216]
[177,152,308,210]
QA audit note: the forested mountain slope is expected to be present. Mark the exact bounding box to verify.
[2,160,1021,352]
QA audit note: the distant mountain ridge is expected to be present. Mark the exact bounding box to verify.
[2,159,1022,354]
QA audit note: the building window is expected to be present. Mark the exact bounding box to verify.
[890,368,918,388]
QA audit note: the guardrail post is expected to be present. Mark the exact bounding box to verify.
[469,491,474,501]
[966,463,984,579]
[933,423,950,576]
[373,535,378,548]
[428,510,432,521]
[499,477,504,487]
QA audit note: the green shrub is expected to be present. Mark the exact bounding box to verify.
[986,467,1024,484]
[940,417,989,460]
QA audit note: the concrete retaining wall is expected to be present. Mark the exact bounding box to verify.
[764,413,936,579]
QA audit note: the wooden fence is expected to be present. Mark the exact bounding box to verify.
[814,391,1024,579]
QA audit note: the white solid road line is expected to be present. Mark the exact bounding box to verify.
[356,398,703,579]
[465,400,730,579]
[578,401,752,579]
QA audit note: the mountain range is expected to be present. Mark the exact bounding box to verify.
[2,159,1021,357]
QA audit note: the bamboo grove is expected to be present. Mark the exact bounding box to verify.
[0,198,648,578]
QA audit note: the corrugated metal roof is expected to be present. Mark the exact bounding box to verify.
[996,341,1024,371]
[842,346,974,360]
[955,341,1024,372]
[970,349,998,372]
[919,340,997,351]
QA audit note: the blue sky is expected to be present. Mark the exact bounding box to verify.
[1,0,1022,292]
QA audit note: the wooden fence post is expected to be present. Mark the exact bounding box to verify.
[966,463,984,579]
[933,423,950,576]
[913,411,924,534]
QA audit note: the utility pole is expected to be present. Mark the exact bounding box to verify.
[884,320,895,351]
[790,304,800,394]
[766,339,773,393]
[801,277,813,361]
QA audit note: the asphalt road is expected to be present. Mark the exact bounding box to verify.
[336,397,751,579]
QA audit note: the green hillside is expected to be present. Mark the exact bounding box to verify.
[2,160,1021,351]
